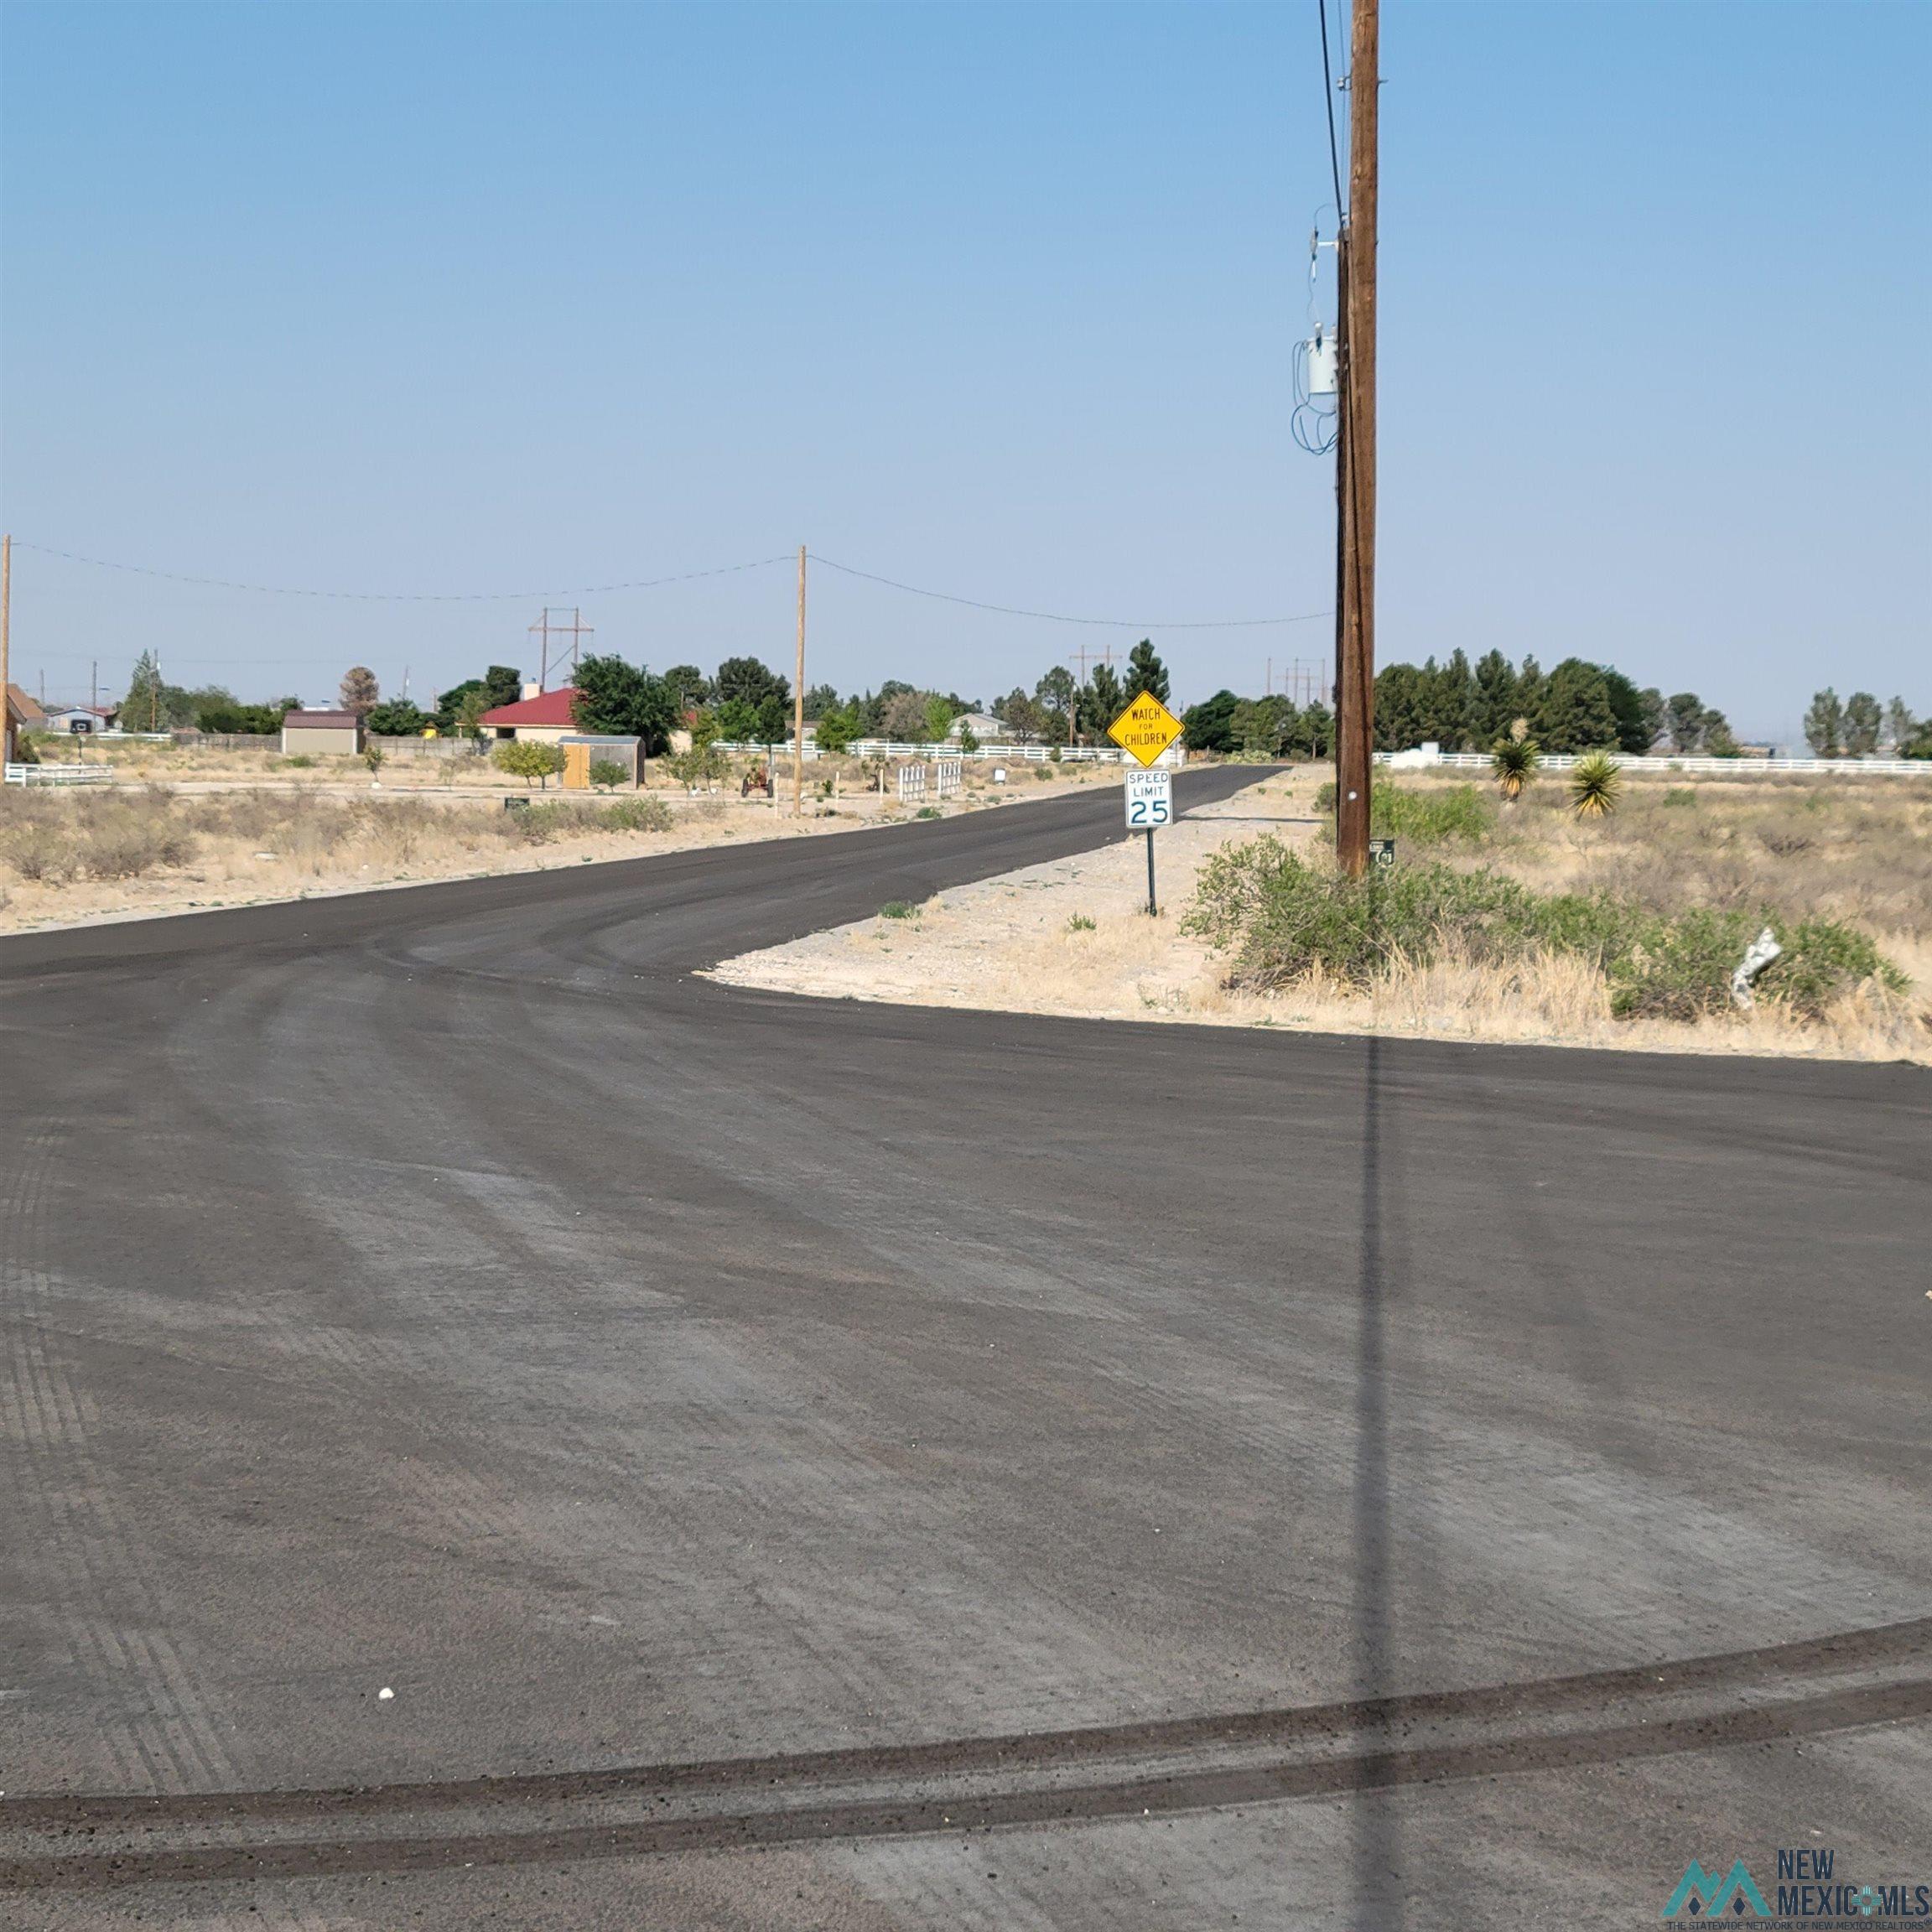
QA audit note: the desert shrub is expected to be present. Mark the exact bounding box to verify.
[588,759,627,792]
[1310,781,1493,845]
[1662,787,1697,808]
[1187,835,1907,1023]
[1067,913,1097,932]
[277,755,316,770]
[602,794,673,832]
[880,901,917,920]
[917,805,942,819]
[1035,766,1056,781]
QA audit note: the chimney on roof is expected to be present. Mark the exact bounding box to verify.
[522,681,542,702]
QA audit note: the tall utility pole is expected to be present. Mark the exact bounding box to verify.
[1,534,11,766]
[792,546,808,815]
[1064,641,1115,748]
[1334,0,1379,876]
[530,608,593,692]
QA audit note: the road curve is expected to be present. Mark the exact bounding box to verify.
[3,768,1927,1929]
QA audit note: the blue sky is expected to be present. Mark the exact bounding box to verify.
[3,1,1926,741]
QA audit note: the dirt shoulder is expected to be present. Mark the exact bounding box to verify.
[710,770,1932,1065]
[0,761,1112,937]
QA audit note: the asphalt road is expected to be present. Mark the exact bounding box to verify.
[3,770,1927,1929]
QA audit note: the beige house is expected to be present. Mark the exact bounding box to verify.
[280,709,365,756]
[479,686,579,745]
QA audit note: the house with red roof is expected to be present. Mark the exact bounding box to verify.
[478,685,579,745]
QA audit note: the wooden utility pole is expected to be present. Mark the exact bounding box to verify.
[1334,0,1378,876]
[0,533,11,766]
[792,545,808,814]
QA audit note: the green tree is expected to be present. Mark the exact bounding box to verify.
[588,758,627,792]
[1637,686,1668,753]
[802,682,839,721]
[956,722,980,754]
[1426,649,1477,748]
[1472,650,1517,744]
[714,656,789,716]
[481,666,523,711]
[1665,693,1708,752]
[1803,688,1845,757]
[365,699,431,736]
[492,739,566,788]
[663,664,711,714]
[572,653,678,750]
[713,697,761,742]
[453,688,491,737]
[1598,667,1654,756]
[1181,689,1240,754]
[1535,660,1619,754]
[339,666,380,716]
[1883,697,1917,750]
[1513,656,1545,735]
[813,701,860,756]
[1842,691,1883,756]
[121,651,196,731]
[1087,663,1124,733]
[922,693,958,743]
[1373,662,1428,751]
[1124,640,1169,705]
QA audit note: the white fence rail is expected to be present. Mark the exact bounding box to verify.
[5,762,113,786]
[1388,750,1932,778]
[714,739,1135,765]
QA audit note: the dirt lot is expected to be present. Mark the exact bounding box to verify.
[0,754,1110,933]
[712,766,1932,1064]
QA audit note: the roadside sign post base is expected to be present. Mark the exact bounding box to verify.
[1145,826,1157,916]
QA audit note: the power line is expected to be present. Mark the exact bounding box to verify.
[1317,0,1345,218]
[808,554,1329,631]
[8,543,793,603]
[10,538,1331,632]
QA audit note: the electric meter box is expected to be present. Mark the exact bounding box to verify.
[1306,332,1338,397]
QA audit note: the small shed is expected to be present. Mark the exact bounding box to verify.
[558,734,641,789]
[280,709,365,756]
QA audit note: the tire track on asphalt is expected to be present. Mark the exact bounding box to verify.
[3,1615,1926,1891]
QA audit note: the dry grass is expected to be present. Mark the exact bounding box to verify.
[714,767,1932,1065]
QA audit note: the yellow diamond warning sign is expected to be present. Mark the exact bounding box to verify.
[1107,692,1184,768]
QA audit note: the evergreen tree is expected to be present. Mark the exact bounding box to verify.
[1180,689,1239,753]
[1802,688,1844,756]
[1665,693,1707,752]
[1513,656,1545,735]
[1472,650,1517,744]
[1088,663,1124,730]
[1598,667,1654,756]
[1638,687,1668,753]
[1372,662,1428,751]
[1428,649,1477,748]
[1123,640,1169,705]
[1842,691,1883,756]
[1535,659,1619,753]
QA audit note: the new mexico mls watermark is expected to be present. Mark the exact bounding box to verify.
[1660,1847,1930,1926]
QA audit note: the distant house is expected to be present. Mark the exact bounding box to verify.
[478,685,579,745]
[280,709,365,756]
[947,711,1006,744]
[41,704,117,735]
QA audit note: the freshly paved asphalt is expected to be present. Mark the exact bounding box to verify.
[2,770,1927,1929]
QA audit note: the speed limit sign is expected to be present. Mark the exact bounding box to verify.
[1124,768,1173,829]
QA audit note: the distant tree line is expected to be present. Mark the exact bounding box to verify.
[1803,689,1930,759]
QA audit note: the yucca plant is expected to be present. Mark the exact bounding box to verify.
[1490,735,1542,803]
[1569,749,1623,819]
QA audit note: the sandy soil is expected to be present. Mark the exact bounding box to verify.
[710,771,1932,1064]
[0,761,1108,936]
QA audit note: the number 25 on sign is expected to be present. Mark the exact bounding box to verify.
[1109,697,1184,914]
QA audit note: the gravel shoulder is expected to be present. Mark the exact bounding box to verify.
[710,769,1932,1063]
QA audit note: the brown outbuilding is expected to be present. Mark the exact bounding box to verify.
[279,709,366,756]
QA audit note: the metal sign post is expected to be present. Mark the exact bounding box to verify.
[1118,735,1179,917]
